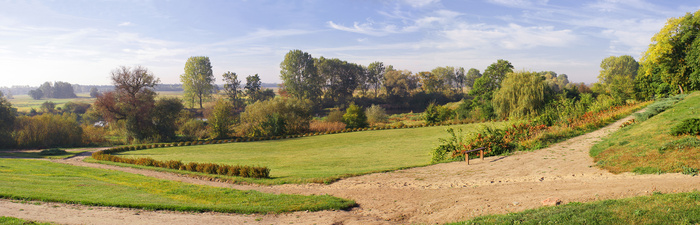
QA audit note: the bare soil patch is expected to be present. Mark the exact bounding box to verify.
[2,112,699,224]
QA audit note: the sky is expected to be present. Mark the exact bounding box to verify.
[1,0,699,87]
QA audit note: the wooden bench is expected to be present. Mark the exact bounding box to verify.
[460,145,485,165]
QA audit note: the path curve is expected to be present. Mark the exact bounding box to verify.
[2,112,700,224]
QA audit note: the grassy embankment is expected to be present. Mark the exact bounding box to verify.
[0,158,355,213]
[591,92,700,174]
[104,122,506,185]
[450,191,700,224]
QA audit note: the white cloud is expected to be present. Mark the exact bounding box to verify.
[327,21,397,36]
[441,23,576,50]
[403,0,440,8]
[117,22,132,26]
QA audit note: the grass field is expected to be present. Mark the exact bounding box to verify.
[451,191,700,224]
[113,122,505,184]
[0,150,87,159]
[591,91,700,174]
[8,94,95,113]
[0,158,355,213]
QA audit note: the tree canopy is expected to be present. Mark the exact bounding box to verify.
[493,71,550,119]
[181,56,215,108]
[638,10,700,98]
[280,50,322,105]
[597,55,638,103]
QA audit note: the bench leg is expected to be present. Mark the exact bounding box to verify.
[466,152,469,165]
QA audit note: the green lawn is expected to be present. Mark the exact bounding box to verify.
[114,123,505,184]
[0,158,355,213]
[591,91,700,174]
[0,150,87,159]
[450,191,700,224]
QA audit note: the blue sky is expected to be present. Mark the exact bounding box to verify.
[1,0,698,86]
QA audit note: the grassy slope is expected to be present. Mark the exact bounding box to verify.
[0,158,354,213]
[451,192,700,224]
[591,92,700,174]
[115,123,504,184]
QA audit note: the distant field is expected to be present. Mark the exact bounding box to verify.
[115,122,506,184]
[0,158,354,213]
[9,93,94,112]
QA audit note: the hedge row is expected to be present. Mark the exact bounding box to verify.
[92,152,270,178]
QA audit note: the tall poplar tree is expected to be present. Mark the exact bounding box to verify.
[181,56,215,109]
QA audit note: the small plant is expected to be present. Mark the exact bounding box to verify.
[682,166,699,176]
[670,118,700,136]
[658,137,700,154]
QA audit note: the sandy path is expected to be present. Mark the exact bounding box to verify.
[2,112,700,224]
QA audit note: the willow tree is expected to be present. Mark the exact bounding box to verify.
[493,71,550,119]
[181,56,215,108]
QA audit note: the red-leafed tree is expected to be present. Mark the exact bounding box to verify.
[94,66,160,141]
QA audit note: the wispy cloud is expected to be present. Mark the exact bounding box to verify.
[403,0,440,8]
[117,22,132,26]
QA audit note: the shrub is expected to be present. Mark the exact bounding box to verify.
[239,97,312,137]
[365,105,388,124]
[342,103,368,128]
[310,121,346,133]
[179,119,209,140]
[424,103,453,125]
[13,113,83,149]
[326,109,345,123]
[39,148,67,156]
[671,118,700,136]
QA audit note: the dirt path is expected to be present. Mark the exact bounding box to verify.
[2,113,700,225]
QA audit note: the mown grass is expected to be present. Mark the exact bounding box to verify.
[111,122,505,185]
[449,191,700,224]
[591,92,700,174]
[0,158,355,213]
[0,216,54,225]
[0,150,87,159]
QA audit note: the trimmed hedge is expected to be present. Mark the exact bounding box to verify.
[92,145,270,179]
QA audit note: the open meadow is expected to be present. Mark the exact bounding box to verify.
[112,122,506,184]
[8,94,95,113]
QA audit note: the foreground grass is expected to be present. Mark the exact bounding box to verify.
[113,122,504,185]
[591,92,700,174]
[0,216,54,225]
[0,158,355,213]
[450,191,700,224]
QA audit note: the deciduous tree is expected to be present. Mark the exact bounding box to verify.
[493,71,551,119]
[367,61,386,98]
[181,56,215,108]
[597,55,638,103]
[222,71,244,109]
[94,65,160,142]
[280,50,322,106]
